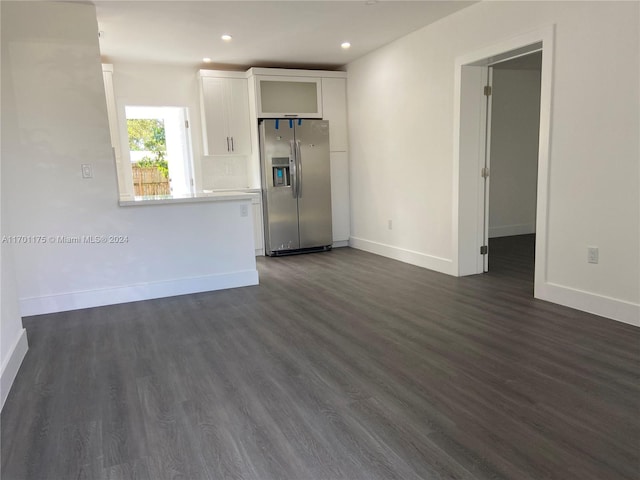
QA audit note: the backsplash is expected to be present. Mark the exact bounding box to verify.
[201,156,249,190]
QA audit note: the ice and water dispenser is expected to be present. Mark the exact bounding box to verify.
[271,157,291,187]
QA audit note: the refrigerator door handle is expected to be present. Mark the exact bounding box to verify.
[296,140,303,198]
[289,140,297,198]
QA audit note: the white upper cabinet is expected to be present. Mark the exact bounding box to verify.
[255,75,322,118]
[321,77,348,152]
[200,73,251,156]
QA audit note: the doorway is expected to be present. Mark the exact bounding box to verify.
[485,52,542,277]
[453,25,554,299]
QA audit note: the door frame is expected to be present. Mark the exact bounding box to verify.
[482,66,493,273]
[452,25,555,298]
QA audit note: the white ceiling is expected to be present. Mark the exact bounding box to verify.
[95,1,476,70]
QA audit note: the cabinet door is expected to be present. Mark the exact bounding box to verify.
[226,78,252,156]
[201,77,230,155]
[322,78,348,152]
[256,76,323,118]
[330,151,350,242]
[251,195,264,255]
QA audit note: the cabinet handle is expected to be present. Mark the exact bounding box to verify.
[231,137,234,152]
[226,137,230,152]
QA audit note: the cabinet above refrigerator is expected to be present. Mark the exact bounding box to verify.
[255,75,323,119]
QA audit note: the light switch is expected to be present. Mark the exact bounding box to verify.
[81,164,93,179]
[240,204,248,217]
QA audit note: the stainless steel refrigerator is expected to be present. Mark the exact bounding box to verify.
[259,119,332,256]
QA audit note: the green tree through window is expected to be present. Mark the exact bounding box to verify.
[127,118,168,178]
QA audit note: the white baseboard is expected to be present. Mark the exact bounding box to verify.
[1,328,28,410]
[20,269,259,317]
[349,236,454,275]
[536,282,640,327]
[332,240,349,248]
[489,223,535,238]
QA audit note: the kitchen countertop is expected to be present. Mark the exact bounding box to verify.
[119,190,259,207]
[208,188,262,194]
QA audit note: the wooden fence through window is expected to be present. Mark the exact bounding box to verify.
[132,166,170,196]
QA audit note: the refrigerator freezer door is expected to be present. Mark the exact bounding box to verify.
[295,120,333,249]
[260,120,300,253]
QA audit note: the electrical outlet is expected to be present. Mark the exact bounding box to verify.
[587,246,599,264]
[81,164,92,179]
[240,204,248,217]
[388,220,393,230]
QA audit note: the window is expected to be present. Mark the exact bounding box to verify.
[125,106,194,197]
[100,65,196,200]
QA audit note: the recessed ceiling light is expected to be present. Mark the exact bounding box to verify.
[221,34,232,42]
[341,42,351,49]
[203,57,212,63]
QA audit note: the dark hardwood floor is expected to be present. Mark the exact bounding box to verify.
[2,236,639,480]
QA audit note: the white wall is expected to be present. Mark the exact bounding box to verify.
[489,67,541,238]
[1,1,258,317]
[1,3,28,408]
[347,1,639,323]
[1,150,29,410]
[0,241,28,410]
